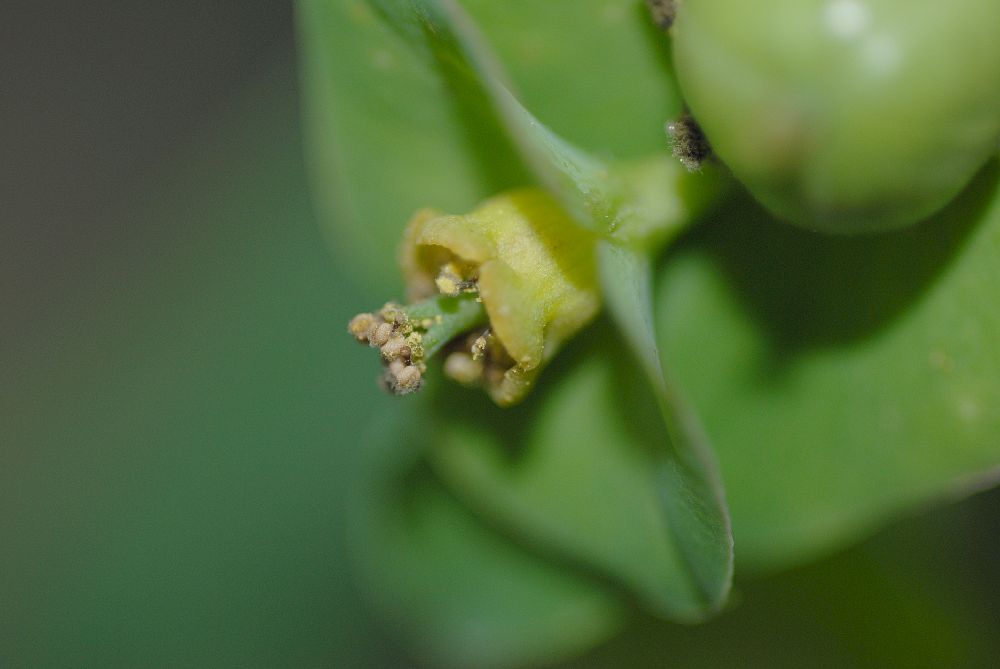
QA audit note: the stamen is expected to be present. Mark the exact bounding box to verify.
[381,335,410,361]
[393,365,423,393]
[402,293,487,360]
[348,313,376,342]
[471,330,490,361]
[443,352,484,385]
[348,292,487,397]
[369,321,393,347]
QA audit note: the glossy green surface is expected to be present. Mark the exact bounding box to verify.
[659,165,1000,567]
[672,0,1000,232]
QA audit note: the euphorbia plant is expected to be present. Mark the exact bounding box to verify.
[299,0,1000,666]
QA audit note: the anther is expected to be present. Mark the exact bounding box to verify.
[444,352,483,385]
[435,269,462,296]
[349,292,486,398]
[369,321,393,348]
[348,313,376,342]
[393,365,423,394]
[381,335,411,361]
[471,332,490,361]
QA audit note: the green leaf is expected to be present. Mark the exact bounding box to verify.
[657,161,1000,570]
[429,322,729,621]
[349,401,624,668]
[365,0,616,232]
[598,240,733,612]
[297,0,684,290]
[297,0,530,294]
[559,506,1000,668]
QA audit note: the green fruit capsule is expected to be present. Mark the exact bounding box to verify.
[670,0,1000,233]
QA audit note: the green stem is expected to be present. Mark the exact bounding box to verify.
[403,293,487,358]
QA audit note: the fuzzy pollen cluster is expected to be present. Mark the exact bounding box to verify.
[348,305,426,395]
[667,110,712,172]
[645,0,677,30]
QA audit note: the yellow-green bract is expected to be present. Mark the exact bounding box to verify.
[401,189,600,405]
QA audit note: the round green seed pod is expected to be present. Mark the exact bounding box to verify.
[670,0,1000,233]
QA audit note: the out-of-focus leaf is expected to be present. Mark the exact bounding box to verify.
[297,0,529,295]
[349,402,623,669]
[429,323,726,621]
[297,0,682,291]
[458,0,680,159]
[598,241,733,613]
[657,161,1000,569]
[560,502,1000,669]
[381,0,616,231]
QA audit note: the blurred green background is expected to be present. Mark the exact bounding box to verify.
[3,2,999,667]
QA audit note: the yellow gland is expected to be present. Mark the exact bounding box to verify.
[400,188,600,406]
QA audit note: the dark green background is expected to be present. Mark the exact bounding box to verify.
[3,2,999,666]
